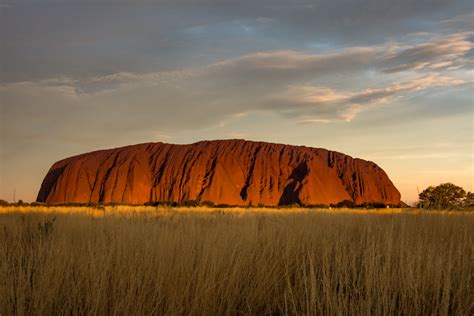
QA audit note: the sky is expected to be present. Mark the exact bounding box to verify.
[1,0,473,203]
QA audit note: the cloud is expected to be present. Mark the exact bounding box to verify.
[2,32,472,143]
[2,0,472,83]
[87,47,385,91]
[381,33,473,73]
[64,32,471,124]
[1,31,471,163]
[348,74,468,104]
[87,32,472,90]
[441,13,474,31]
[266,74,470,122]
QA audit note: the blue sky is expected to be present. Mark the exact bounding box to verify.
[1,0,473,203]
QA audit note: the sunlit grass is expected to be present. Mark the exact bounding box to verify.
[0,205,452,217]
[1,206,472,314]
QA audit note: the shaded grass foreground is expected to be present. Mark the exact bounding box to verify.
[1,208,473,315]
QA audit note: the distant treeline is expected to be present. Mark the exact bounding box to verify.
[0,199,402,209]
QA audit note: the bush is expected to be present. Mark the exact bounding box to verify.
[180,200,199,207]
[145,201,179,207]
[30,202,49,207]
[144,201,161,207]
[305,204,330,209]
[279,203,301,208]
[360,202,386,209]
[200,201,215,207]
[331,200,356,208]
[215,204,232,208]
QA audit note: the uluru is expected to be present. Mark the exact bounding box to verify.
[37,139,401,206]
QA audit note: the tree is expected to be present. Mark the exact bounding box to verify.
[463,192,474,208]
[418,183,466,210]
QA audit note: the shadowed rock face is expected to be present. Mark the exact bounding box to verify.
[37,140,401,206]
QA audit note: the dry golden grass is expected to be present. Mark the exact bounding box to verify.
[1,206,473,315]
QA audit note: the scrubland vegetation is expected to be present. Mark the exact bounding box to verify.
[1,206,472,315]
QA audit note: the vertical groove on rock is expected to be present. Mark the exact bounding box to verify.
[239,145,262,201]
[99,152,120,202]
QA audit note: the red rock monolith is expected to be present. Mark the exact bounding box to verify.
[37,140,401,206]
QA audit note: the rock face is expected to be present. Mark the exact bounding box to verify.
[37,140,401,206]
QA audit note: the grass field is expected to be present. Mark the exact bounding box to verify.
[1,206,472,315]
